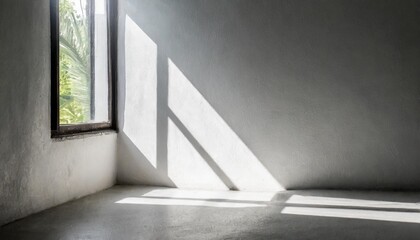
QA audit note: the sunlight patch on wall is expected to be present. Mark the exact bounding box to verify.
[282,207,420,224]
[167,59,283,191]
[123,16,157,167]
[287,195,420,210]
[168,118,228,190]
[116,197,267,208]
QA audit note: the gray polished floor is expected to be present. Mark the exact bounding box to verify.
[1,186,420,240]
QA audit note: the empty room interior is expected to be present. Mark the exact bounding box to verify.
[1,0,420,239]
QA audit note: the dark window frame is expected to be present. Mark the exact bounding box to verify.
[50,0,118,137]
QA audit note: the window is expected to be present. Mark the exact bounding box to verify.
[50,0,117,136]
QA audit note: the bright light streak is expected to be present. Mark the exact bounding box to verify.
[123,16,157,167]
[143,188,277,202]
[116,197,267,208]
[282,207,420,224]
[168,59,283,191]
[167,119,228,190]
[287,195,420,210]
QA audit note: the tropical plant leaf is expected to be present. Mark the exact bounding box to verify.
[58,0,91,124]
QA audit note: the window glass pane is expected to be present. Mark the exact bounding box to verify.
[58,0,109,125]
[93,0,109,122]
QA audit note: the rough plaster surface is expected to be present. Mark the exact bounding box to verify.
[117,0,420,190]
[0,0,117,226]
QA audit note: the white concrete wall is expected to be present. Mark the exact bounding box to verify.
[117,0,420,191]
[0,0,117,226]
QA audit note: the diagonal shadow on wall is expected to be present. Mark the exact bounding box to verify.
[118,5,282,191]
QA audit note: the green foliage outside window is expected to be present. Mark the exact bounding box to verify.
[59,0,91,124]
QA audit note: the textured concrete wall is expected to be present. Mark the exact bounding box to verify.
[0,0,117,226]
[118,0,420,190]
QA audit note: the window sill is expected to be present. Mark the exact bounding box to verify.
[51,128,118,141]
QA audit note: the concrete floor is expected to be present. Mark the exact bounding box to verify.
[1,186,420,240]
